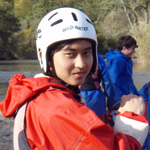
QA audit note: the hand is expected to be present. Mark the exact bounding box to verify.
[116,94,145,115]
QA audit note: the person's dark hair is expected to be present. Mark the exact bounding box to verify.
[45,38,95,77]
[117,35,138,51]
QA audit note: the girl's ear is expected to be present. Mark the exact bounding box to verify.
[121,46,127,55]
[122,46,127,50]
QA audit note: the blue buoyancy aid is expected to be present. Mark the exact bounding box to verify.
[139,82,150,150]
[105,49,140,106]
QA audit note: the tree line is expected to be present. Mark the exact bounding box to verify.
[0,0,150,63]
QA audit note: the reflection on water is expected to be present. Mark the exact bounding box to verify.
[0,60,41,101]
[0,59,150,101]
[133,58,150,72]
[133,59,150,90]
[0,60,40,72]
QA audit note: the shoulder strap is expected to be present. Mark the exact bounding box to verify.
[80,66,102,91]
[18,94,40,150]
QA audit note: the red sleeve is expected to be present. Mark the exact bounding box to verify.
[118,111,148,123]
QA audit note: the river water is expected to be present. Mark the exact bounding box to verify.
[0,60,41,101]
[0,59,150,102]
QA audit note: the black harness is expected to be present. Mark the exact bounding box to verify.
[80,66,102,91]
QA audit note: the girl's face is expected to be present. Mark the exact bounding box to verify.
[49,40,93,86]
[122,45,136,57]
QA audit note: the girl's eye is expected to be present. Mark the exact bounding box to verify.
[84,51,92,55]
[66,52,74,56]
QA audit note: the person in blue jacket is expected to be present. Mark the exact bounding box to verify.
[139,82,150,150]
[105,35,140,108]
[80,51,119,123]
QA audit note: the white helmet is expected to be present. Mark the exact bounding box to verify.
[36,7,98,74]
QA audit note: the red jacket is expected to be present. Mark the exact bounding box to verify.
[0,74,148,150]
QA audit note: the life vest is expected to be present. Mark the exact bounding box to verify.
[80,66,102,91]
[145,82,150,123]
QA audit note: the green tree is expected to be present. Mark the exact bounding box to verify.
[2,0,149,62]
[120,0,150,26]
[120,0,150,63]
[0,2,20,59]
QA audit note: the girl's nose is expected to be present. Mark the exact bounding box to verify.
[74,55,86,68]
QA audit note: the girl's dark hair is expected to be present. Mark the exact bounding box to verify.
[117,35,138,51]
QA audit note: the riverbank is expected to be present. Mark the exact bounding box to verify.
[0,112,13,150]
